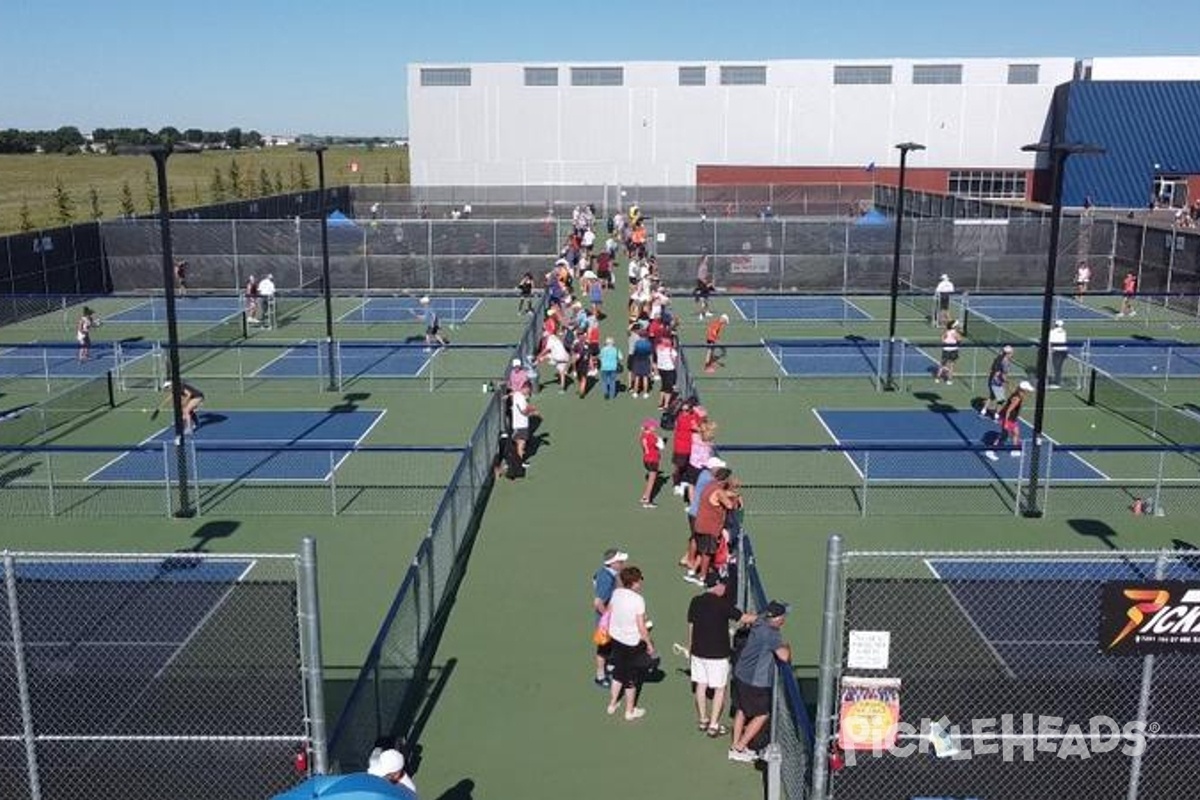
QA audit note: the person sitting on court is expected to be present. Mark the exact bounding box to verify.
[159,380,205,435]
[986,380,1034,461]
[76,306,98,362]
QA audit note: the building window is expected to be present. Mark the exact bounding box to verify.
[571,67,623,86]
[679,66,706,86]
[833,65,892,85]
[1008,64,1039,84]
[948,170,1028,199]
[912,64,962,85]
[720,65,766,85]
[524,67,558,86]
[419,68,471,87]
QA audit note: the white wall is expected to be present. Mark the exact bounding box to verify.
[1088,57,1200,80]
[408,57,1077,186]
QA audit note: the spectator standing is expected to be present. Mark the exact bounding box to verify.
[599,337,621,400]
[639,418,663,509]
[510,383,537,468]
[256,273,277,328]
[538,331,571,393]
[654,336,679,410]
[173,260,188,295]
[606,566,655,721]
[629,327,654,399]
[592,549,628,687]
[980,345,1014,419]
[693,468,742,586]
[985,380,1034,461]
[1119,271,1137,316]
[671,398,700,496]
[688,573,755,737]
[1048,319,1068,388]
[933,274,955,327]
[367,748,417,793]
[683,455,724,582]
[517,272,535,316]
[730,601,791,762]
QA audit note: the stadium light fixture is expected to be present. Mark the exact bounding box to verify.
[884,142,926,391]
[1019,140,1105,517]
[116,143,195,517]
[298,143,338,391]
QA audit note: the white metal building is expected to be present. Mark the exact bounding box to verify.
[407,57,1080,186]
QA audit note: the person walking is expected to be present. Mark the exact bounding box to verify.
[934,319,962,384]
[606,566,656,721]
[1048,319,1068,388]
[730,601,791,762]
[985,380,1034,461]
[1119,271,1137,317]
[687,573,755,738]
[704,314,728,373]
[980,345,1014,419]
[592,548,628,687]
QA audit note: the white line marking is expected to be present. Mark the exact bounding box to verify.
[811,408,863,479]
[924,558,1016,680]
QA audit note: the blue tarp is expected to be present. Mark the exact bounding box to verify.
[854,208,889,226]
[327,210,357,227]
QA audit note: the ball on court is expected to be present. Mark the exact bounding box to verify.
[1090,423,1097,429]
[1151,365,1159,371]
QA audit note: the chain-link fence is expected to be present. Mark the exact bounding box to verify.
[0,547,323,800]
[811,539,1200,800]
[326,293,545,770]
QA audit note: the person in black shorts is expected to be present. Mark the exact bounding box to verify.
[159,380,205,434]
[173,260,188,295]
[517,272,535,316]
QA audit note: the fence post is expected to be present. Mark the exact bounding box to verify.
[1127,551,1169,800]
[5,553,42,800]
[811,534,844,800]
[299,538,329,775]
[765,677,783,800]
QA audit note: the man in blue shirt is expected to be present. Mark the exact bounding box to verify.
[729,600,791,762]
[599,337,621,399]
[592,548,628,687]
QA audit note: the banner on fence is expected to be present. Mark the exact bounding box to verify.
[1100,581,1200,654]
[838,675,902,750]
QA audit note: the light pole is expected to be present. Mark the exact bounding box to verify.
[884,142,925,391]
[299,143,338,391]
[1019,140,1104,517]
[118,144,194,517]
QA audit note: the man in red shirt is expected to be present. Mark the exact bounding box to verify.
[671,397,700,497]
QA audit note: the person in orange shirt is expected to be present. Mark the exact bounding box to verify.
[1119,271,1137,317]
[704,314,729,372]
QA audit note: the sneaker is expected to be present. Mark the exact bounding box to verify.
[945,380,953,385]
[1010,450,1021,458]
[979,408,988,417]
[683,574,704,586]
[728,747,756,763]
[593,676,611,688]
[606,703,619,715]
[1049,383,1061,389]
[624,707,647,721]
[641,501,657,509]
[985,451,999,461]
[672,485,685,496]
[1129,310,1136,316]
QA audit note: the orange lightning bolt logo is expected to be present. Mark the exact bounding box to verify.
[1109,589,1171,649]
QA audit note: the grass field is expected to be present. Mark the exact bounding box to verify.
[0,145,409,235]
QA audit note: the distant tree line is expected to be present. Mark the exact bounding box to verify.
[0,126,267,154]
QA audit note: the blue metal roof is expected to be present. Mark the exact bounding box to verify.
[1061,81,1200,208]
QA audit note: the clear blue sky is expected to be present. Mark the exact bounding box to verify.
[1,0,1194,137]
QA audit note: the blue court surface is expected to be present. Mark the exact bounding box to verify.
[338,296,481,324]
[254,341,439,380]
[963,295,1110,322]
[88,409,383,483]
[924,556,1200,677]
[0,343,151,379]
[764,338,937,377]
[103,296,244,324]
[1083,338,1200,378]
[814,408,1107,481]
[732,296,871,322]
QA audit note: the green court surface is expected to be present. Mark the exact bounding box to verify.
[3,285,1200,799]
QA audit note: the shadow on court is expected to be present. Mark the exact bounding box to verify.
[912,391,959,415]
[330,392,371,413]
[1068,518,1120,550]
[182,520,241,553]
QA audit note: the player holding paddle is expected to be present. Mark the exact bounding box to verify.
[155,380,205,434]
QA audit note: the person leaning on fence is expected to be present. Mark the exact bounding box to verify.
[692,467,742,587]
[688,572,756,739]
[1049,319,1068,389]
[592,548,628,687]
[730,600,791,763]
[986,379,1034,461]
[934,273,955,326]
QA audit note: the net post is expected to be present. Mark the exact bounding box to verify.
[299,537,330,776]
[1086,367,1098,406]
[811,534,844,800]
[105,369,115,408]
[1126,552,1169,800]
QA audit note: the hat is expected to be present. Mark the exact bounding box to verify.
[705,456,727,470]
[583,270,597,279]
[720,314,729,322]
[419,296,430,305]
[555,258,568,266]
[161,380,172,390]
[1002,345,1014,354]
[940,274,949,281]
[694,405,708,418]
[603,548,629,565]
[1054,319,1064,328]
[641,417,658,429]
[367,748,405,777]
[763,601,790,619]
[511,358,522,368]
[1019,380,1035,392]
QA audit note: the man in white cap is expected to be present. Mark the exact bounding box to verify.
[1048,320,1068,388]
[980,345,1015,419]
[986,380,1034,461]
[592,548,629,686]
[933,274,955,327]
[367,747,416,792]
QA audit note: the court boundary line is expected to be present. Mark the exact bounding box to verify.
[105,298,243,325]
[730,297,753,322]
[323,409,387,481]
[249,340,308,377]
[151,558,257,681]
[811,408,864,480]
[924,558,1017,680]
[760,337,788,376]
[965,295,1110,323]
[412,347,442,378]
[843,298,873,321]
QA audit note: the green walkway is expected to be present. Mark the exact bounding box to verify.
[410,385,763,800]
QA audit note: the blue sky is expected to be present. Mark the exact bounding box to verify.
[1,0,1194,137]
